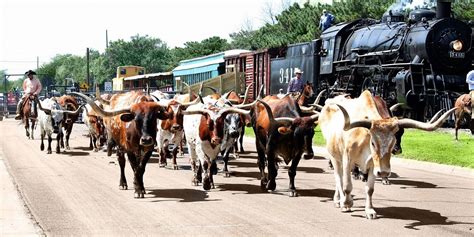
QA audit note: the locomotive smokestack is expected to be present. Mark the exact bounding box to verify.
[437,0,453,19]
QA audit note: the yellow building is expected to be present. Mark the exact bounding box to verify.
[112,66,145,91]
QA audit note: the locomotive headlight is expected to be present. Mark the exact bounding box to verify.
[450,40,463,51]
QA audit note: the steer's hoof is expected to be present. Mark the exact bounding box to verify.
[365,208,377,219]
[173,165,179,170]
[40,144,44,151]
[266,180,276,191]
[341,206,352,212]
[382,177,391,185]
[224,172,231,178]
[134,192,144,199]
[119,184,128,190]
[192,178,199,186]
[47,150,52,154]
[289,190,298,197]
[203,176,211,191]
[260,179,268,191]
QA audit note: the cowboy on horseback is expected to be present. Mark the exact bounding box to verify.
[15,70,42,120]
[287,68,304,94]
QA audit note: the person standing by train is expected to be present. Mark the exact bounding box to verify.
[14,70,42,120]
[287,68,304,94]
[467,69,474,120]
[319,9,335,32]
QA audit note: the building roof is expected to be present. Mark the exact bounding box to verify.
[173,49,250,76]
[124,72,173,81]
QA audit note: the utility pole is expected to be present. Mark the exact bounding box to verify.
[36,56,39,70]
[106,30,109,49]
[86,48,90,91]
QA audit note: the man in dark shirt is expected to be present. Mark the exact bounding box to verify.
[287,68,304,93]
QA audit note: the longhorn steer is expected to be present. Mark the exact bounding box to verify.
[72,91,168,198]
[182,101,250,190]
[56,95,80,150]
[82,102,107,152]
[318,90,455,219]
[37,98,82,154]
[152,97,199,169]
[252,95,319,197]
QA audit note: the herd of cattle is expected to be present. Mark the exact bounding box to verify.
[25,83,463,219]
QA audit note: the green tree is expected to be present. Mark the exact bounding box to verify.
[168,36,230,69]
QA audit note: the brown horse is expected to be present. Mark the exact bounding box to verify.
[21,95,37,139]
[295,82,314,106]
[454,94,473,140]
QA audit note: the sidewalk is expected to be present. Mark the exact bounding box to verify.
[0,145,41,236]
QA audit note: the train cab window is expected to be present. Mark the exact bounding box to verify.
[139,69,144,75]
[120,68,126,75]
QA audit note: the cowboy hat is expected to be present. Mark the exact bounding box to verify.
[294,68,303,75]
[25,70,37,76]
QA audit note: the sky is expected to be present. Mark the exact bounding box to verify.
[1,0,290,79]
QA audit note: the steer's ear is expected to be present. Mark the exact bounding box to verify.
[277,126,292,135]
[120,113,134,122]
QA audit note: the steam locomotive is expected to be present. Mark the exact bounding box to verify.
[266,0,472,121]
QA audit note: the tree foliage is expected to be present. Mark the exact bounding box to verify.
[34,0,473,91]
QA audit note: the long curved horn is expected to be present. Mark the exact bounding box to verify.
[335,104,372,131]
[198,94,204,104]
[181,108,212,116]
[36,98,52,115]
[233,99,257,109]
[309,113,319,122]
[241,83,253,105]
[257,100,275,123]
[181,81,191,94]
[389,103,404,113]
[275,117,295,123]
[223,90,234,99]
[398,108,456,131]
[257,84,264,100]
[299,105,316,112]
[312,89,326,105]
[218,107,251,117]
[95,84,110,105]
[70,92,131,117]
[429,109,444,123]
[199,82,204,95]
[180,97,200,108]
[62,104,85,115]
[150,94,171,107]
[204,86,218,94]
[146,83,150,95]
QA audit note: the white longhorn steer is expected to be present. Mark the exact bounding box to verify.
[318,90,455,219]
[37,98,83,154]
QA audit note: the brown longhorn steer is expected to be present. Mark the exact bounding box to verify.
[182,100,250,190]
[56,95,80,150]
[152,97,199,169]
[72,91,168,198]
[319,90,456,219]
[252,95,319,197]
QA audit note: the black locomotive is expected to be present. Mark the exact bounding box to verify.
[269,0,472,121]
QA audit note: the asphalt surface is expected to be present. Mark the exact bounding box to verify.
[1,117,473,236]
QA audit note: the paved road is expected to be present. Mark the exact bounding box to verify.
[1,118,473,236]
